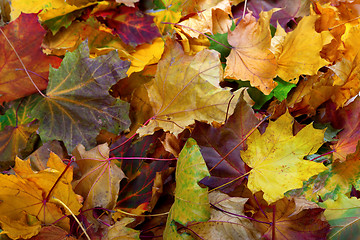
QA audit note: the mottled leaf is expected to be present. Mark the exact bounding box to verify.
[320,193,360,239]
[95,6,161,47]
[31,41,131,151]
[164,138,210,239]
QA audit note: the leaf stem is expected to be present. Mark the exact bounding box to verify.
[115,209,169,217]
[52,196,90,240]
[110,117,154,152]
[0,28,47,98]
[225,94,235,123]
[208,171,250,193]
[272,205,276,240]
[242,0,248,19]
[15,97,25,127]
[210,203,271,224]
[45,156,75,202]
[328,16,360,30]
[109,156,177,161]
[309,149,334,163]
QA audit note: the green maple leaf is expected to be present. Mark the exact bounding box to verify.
[31,41,131,152]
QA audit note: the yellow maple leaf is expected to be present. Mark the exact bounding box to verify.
[10,0,96,21]
[136,40,241,137]
[271,15,333,83]
[224,10,277,95]
[0,153,82,239]
[241,111,328,203]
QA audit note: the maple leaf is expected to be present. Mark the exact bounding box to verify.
[270,15,333,82]
[0,153,82,239]
[72,143,126,217]
[191,93,259,192]
[188,191,261,239]
[252,196,330,239]
[164,138,210,239]
[241,111,328,203]
[10,0,96,21]
[25,140,69,172]
[0,13,61,103]
[224,10,278,95]
[136,40,241,137]
[313,2,347,63]
[320,193,360,239]
[341,21,360,62]
[31,41,131,152]
[95,5,161,47]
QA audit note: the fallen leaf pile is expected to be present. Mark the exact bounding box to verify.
[1,0,360,239]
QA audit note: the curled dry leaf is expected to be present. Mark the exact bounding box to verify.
[178,0,233,38]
